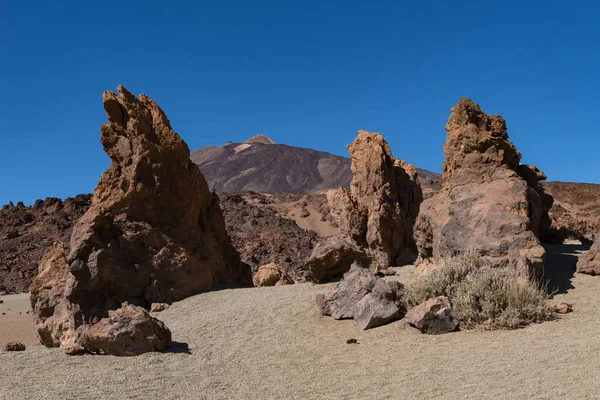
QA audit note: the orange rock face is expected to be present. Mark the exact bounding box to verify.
[327,131,423,269]
[31,86,251,354]
[414,99,553,276]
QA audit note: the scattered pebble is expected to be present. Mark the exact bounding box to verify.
[555,302,573,314]
[346,338,358,344]
[188,343,198,350]
[0,299,3,304]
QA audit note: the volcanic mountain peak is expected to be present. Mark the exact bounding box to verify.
[244,134,277,145]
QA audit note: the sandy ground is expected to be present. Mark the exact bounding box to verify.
[0,293,39,348]
[0,242,598,399]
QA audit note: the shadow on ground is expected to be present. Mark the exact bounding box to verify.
[543,241,591,295]
[163,341,191,354]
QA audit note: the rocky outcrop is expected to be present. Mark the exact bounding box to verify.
[327,131,423,270]
[576,239,600,275]
[77,303,171,356]
[414,99,553,276]
[220,192,319,279]
[403,296,458,334]
[316,267,405,329]
[32,86,250,354]
[30,243,72,347]
[0,195,90,294]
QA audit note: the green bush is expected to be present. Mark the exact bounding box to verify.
[405,253,555,329]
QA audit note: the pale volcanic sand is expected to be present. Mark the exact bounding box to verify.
[0,242,598,400]
[0,293,38,348]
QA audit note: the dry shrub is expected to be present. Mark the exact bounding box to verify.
[406,253,555,329]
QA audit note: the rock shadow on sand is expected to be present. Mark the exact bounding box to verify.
[543,241,591,295]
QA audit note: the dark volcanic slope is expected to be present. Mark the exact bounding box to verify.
[542,181,600,236]
[0,195,91,293]
[191,135,440,194]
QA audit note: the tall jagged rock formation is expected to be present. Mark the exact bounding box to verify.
[414,98,553,275]
[31,86,251,353]
[327,130,423,269]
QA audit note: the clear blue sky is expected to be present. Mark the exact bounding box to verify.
[1,1,599,205]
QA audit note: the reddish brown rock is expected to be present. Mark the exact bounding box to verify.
[414,99,553,276]
[64,86,251,330]
[3,342,26,352]
[554,302,573,314]
[29,242,72,347]
[0,195,90,294]
[150,303,170,313]
[577,239,600,275]
[76,303,171,356]
[327,131,423,270]
[253,263,284,287]
[302,236,370,283]
[403,296,458,334]
[32,86,250,354]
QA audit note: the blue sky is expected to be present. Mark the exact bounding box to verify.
[1,1,599,205]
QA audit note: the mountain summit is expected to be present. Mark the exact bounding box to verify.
[191,135,440,194]
[244,134,277,144]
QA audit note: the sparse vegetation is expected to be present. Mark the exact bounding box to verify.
[405,253,555,329]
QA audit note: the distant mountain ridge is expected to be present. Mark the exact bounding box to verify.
[191,135,441,194]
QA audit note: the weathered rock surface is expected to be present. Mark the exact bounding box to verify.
[316,267,405,329]
[253,263,285,287]
[77,303,171,356]
[414,99,553,276]
[3,342,26,352]
[302,236,370,283]
[150,303,169,313]
[32,86,250,354]
[327,131,423,270]
[63,85,251,331]
[355,279,405,330]
[0,195,90,294]
[403,296,458,334]
[220,192,319,279]
[577,239,600,275]
[30,242,72,347]
[554,302,573,314]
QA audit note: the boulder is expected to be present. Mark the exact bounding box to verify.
[32,86,250,353]
[576,239,600,275]
[316,267,377,319]
[327,131,423,270]
[253,263,284,287]
[3,342,26,352]
[403,296,458,334]
[76,303,171,356]
[302,236,370,283]
[355,279,405,330]
[414,99,553,277]
[316,267,405,329]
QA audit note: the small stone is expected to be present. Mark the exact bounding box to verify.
[554,302,573,314]
[150,303,170,313]
[0,300,3,304]
[404,296,458,335]
[188,343,198,350]
[3,342,26,352]
[346,338,358,344]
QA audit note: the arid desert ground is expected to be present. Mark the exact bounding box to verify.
[1,241,596,400]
